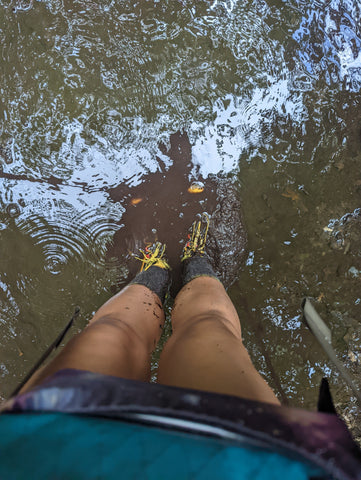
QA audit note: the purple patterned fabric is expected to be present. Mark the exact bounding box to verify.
[2,369,361,480]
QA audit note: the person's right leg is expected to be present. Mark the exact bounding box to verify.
[20,283,165,393]
[157,276,280,405]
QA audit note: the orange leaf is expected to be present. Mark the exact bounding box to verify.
[281,189,299,201]
[188,182,204,194]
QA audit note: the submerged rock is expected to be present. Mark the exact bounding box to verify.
[325,208,361,256]
[207,176,247,289]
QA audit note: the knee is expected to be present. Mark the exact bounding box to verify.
[176,313,242,341]
[85,315,147,351]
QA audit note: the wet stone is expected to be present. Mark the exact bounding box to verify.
[207,176,247,289]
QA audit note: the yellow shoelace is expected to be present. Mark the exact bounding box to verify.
[181,213,210,261]
[133,242,170,272]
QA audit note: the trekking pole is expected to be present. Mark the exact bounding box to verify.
[302,298,361,405]
[9,307,80,398]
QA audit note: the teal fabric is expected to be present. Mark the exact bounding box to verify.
[0,413,322,479]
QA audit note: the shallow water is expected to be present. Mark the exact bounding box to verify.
[1,0,361,439]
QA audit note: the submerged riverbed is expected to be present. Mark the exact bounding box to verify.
[0,0,361,440]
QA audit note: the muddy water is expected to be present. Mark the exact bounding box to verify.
[1,0,361,440]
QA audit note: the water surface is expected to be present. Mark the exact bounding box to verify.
[1,0,361,440]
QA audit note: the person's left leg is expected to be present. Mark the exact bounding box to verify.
[157,214,279,404]
[157,276,279,404]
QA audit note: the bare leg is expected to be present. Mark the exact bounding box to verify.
[157,277,279,405]
[21,285,165,393]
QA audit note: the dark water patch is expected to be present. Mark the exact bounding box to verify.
[107,131,247,293]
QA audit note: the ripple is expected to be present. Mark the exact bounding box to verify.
[17,210,121,275]
[1,0,310,187]
[11,0,33,13]
[5,203,20,218]
[293,0,361,91]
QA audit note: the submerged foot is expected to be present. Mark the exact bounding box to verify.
[181,213,219,286]
[131,241,171,303]
[133,241,171,272]
[181,213,210,261]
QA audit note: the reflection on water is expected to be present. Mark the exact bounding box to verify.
[0,0,361,439]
